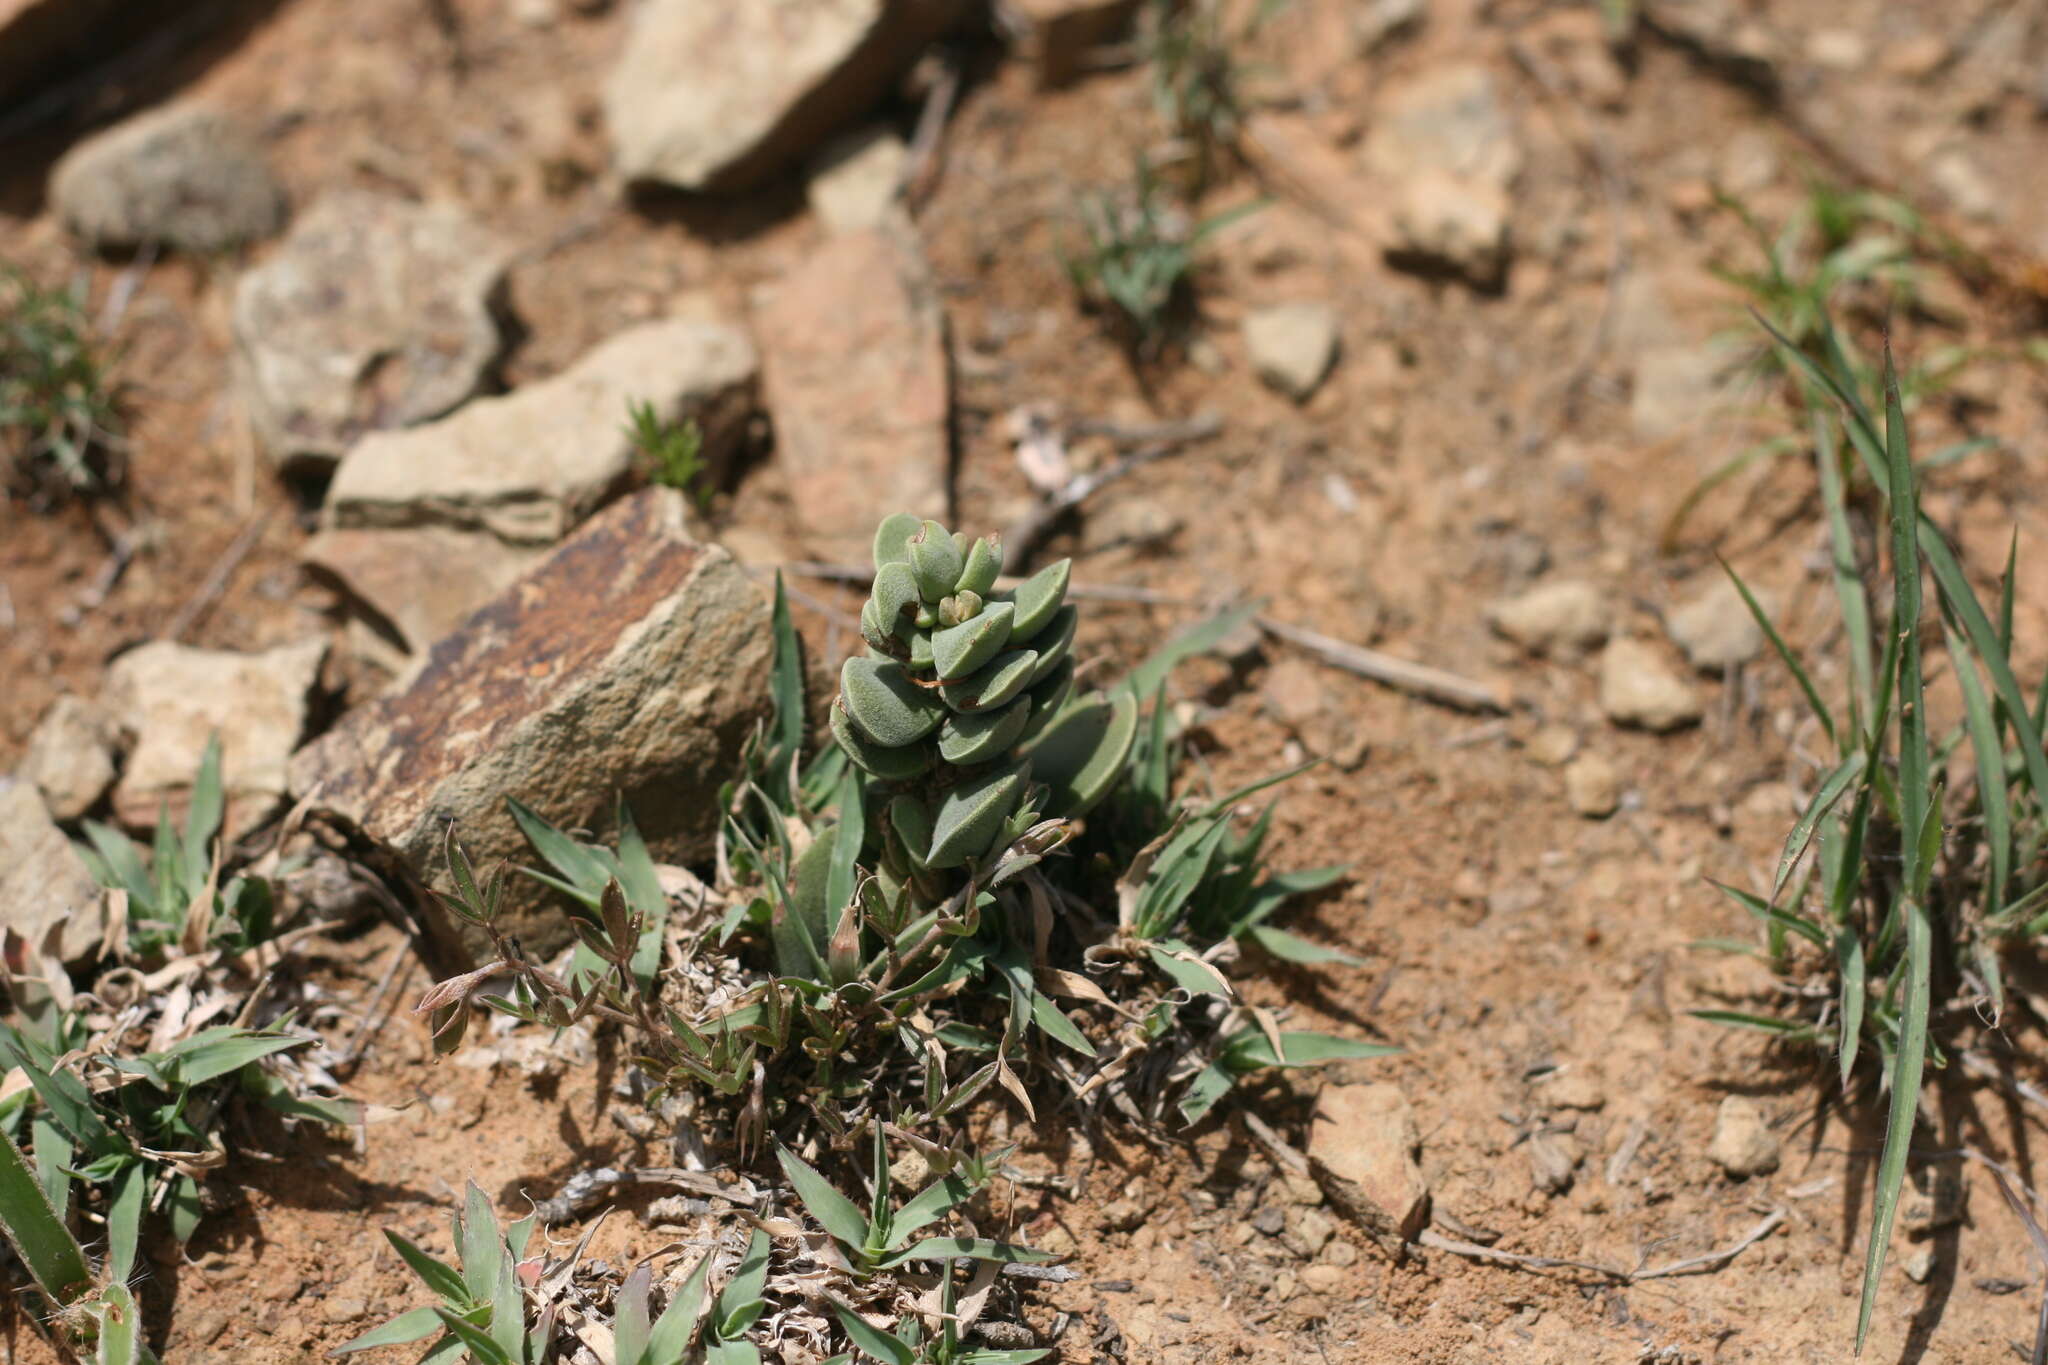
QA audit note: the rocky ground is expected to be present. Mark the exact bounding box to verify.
[6,0,2048,1361]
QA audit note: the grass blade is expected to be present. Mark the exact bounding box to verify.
[1720,558,1835,750]
[0,1123,92,1305]
[1813,409,1874,733]
[776,1147,871,1252]
[1772,752,1864,902]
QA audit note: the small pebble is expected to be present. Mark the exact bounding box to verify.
[1564,753,1620,818]
[1708,1095,1780,1177]
[1599,639,1703,732]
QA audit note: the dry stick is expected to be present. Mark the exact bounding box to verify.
[164,508,274,642]
[1417,1207,1786,1284]
[900,49,963,210]
[774,560,1508,713]
[1989,1164,2048,1365]
[1002,412,1224,566]
[1257,616,1508,714]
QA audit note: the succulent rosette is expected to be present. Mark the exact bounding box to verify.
[830,514,1138,901]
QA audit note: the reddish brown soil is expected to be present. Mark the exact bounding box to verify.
[8,1,2048,1362]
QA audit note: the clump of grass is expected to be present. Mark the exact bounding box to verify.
[0,263,124,501]
[1661,182,1978,552]
[625,402,711,510]
[1140,0,1282,194]
[0,740,353,1359]
[1695,311,2047,1351]
[1062,155,1260,360]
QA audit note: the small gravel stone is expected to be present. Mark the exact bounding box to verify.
[1283,1206,1336,1259]
[1563,753,1619,818]
[320,1297,367,1325]
[1666,578,1766,671]
[1487,580,1610,654]
[1245,302,1340,401]
[1300,1263,1346,1294]
[1708,1096,1780,1177]
[1524,723,1579,767]
[1902,1247,1936,1284]
[1599,639,1702,732]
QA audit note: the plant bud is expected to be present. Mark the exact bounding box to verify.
[909,519,966,600]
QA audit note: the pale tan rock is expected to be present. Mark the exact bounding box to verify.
[20,694,119,820]
[233,191,511,472]
[1708,1095,1779,1177]
[105,638,328,835]
[1308,1082,1429,1256]
[1488,580,1610,654]
[605,0,962,192]
[1599,639,1702,732]
[807,125,907,233]
[324,318,757,546]
[1564,753,1619,818]
[303,528,545,668]
[0,778,104,962]
[1667,577,1766,671]
[50,104,284,254]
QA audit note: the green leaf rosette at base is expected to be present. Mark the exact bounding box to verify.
[833,515,1136,903]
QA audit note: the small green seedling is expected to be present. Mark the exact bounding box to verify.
[828,1265,1048,1365]
[1,263,124,500]
[75,735,278,957]
[626,402,712,509]
[337,1183,549,1363]
[777,1130,1050,1280]
[609,1228,771,1365]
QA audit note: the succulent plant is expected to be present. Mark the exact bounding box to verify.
[831,515,1138,906]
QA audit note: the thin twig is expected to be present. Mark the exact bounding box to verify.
[164,508,273,642]
[1069,412,1226,448]
[1416,1206,1784,1283]
[1002,413,1223,567]
[1258,616,1508,714]
[532,1166,763,1226]
[901,48,963,211]
[1989,1164,2048,1365]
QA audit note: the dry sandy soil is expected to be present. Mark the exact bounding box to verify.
[7,1,2048,1362]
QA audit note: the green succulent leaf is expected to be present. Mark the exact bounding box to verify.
[872,561,921,628]
[931,602,1015,681]
[940,650,1038,713]
[889,796,936,869]
[873,513,923,569]
[840,657,946,747]
[1005,559,1071,643]
[927,765,1029,870]
[909,520,966,600]
[937,697,1032,765]
[831,703,934,780]
[1026,689,1139,817]
[1018,659,1075,742]
[957,535,1004,595]
[1024,607,1077,683]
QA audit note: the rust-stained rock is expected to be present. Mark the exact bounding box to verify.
[1307,1082,1430,1256]
[753,225,949,560]
[287,488,769,956]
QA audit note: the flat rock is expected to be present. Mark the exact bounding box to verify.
[1666,577,1765,671]
[1487,579,1609,654]
[1009,0,1141,86]
[1363,65,1520,287]
[233,190,512,472]
[288,489,769,957]
[605,0,962,193]
[104,639,328,835]
[19,694,119,821]
[324,318,758,545]
[753,226,949,559]
[1599,639,1702,732]
[1245,302,1339,401]
[807,125,907,233]
[1308,1082,1429,1256]
[1707,1095,1779,1177]
[0,779,103,962]
[50,104,285,254]
[303,527,545,670]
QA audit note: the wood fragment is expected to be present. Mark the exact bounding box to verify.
[164,508,273,642]
[1416,1206,1785,1283]
[1257,616,1509,714]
